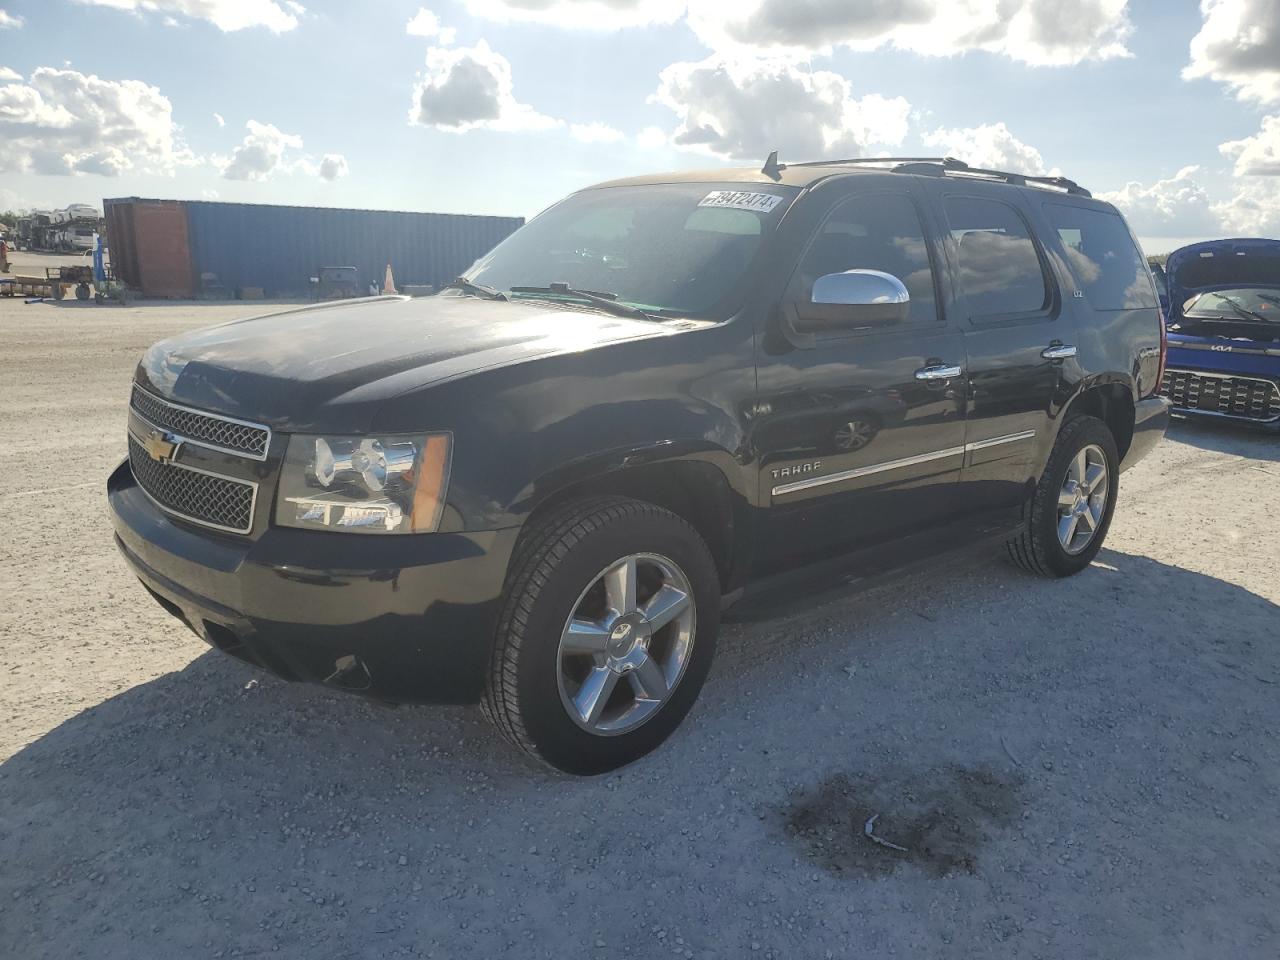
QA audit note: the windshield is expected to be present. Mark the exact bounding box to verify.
[1184,287,1280,323]
[461,183,798,317]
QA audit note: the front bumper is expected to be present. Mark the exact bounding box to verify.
[108,459,519,703]
[1121,396,1171,472]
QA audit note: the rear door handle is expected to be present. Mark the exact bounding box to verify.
[1041,343,1077,360]
[914,363,963,381]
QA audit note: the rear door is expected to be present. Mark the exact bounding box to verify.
[1041,200,1163,400]
[925,184,1076,516]
[752,182,968,575]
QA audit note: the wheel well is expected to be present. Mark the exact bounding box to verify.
[1066,383,1135,460]
[526,462,738,591]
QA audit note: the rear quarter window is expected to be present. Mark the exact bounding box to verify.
[1046,203,1157,311]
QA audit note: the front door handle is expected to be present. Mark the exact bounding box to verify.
[1041,343,1078,360]
[914,363,963,381]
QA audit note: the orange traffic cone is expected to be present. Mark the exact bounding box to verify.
[383,262,397,295]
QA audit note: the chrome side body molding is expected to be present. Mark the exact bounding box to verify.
[771,430,1037,497]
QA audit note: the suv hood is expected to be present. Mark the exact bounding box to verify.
[1166,238,1280,318]
[136,294,673,432]
[1165,238,1280,351]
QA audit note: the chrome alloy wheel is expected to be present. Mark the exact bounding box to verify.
[1057,443,1109,555]
[556,553,696,736]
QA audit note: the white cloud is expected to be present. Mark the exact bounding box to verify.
[653,56,909,162]
[0,66,189,177]
[685,0,1132,66]
[406,7,457,43]
[1212,178,1280,234]
[1098,166,1219,237]
[1219,115,1280,176]
[0,9,23,29]
[213,111,225,127]
[1184,0,1280,104]
[637,125,669,149]
[71,0,301,33]
[0,66,21,82]
[221,119,303,180]
[318,153,348,180]
[408,40,560,133]
[464,0,683,30]
[922,122,1049,175]
[570,121,624,143]
[218,120,348,182]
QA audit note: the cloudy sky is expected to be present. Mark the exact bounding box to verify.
[1,0,1277,252]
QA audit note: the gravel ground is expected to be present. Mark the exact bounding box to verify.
[2,298,1278,959]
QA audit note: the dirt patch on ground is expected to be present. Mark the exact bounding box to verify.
[782,765,1023,877]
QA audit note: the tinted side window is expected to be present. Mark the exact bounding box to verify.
[792,193,938,325]
[944,197,1049,318]
[1045,203,1158,310]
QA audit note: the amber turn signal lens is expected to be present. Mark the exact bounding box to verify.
[411,434,452,533]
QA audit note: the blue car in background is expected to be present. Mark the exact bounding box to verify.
[1161,238,1280,429]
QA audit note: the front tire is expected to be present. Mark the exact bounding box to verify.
[483,497,720,774]
[1006,415,1119,577]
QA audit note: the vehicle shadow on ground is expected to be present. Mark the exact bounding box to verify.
[1165,417,1280,462]
[2,550,1278,958]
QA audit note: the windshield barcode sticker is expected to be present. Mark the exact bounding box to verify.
[698,191,784,214]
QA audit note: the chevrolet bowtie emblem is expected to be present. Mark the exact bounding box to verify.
[142,430,180,464]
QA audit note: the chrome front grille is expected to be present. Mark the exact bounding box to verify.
[1162,371,1280,422]
[130,385,270,459]
[1161,369,1280,422]
[128,435,257,533]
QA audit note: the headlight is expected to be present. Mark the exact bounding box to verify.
[275,433,452,534]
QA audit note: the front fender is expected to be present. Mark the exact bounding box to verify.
[371,318,758,535]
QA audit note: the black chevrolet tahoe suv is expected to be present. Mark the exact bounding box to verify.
[109,156,1169,774]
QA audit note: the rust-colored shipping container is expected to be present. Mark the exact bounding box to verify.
[105,199,195,297]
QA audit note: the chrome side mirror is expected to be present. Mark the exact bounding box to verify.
[793,269,910,333]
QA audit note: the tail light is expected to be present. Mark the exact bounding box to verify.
[1156,309,1168,393]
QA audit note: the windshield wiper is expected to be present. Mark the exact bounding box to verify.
[509,283,654,320]
[1211,294,1270,323]
[444,278,507,301]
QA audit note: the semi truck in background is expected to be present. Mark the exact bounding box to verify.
[56,224,98,251]
[15,204,103,252]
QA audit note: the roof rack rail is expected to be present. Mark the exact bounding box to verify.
[900,160,1093,197]
[787,156,964,169]
[761,154,963,177]
[759,152,1092,197]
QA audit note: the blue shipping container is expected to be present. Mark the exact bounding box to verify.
[106,198,524,298]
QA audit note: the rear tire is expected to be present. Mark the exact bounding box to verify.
[1006,415,1119,577]
[483,496,720,775]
